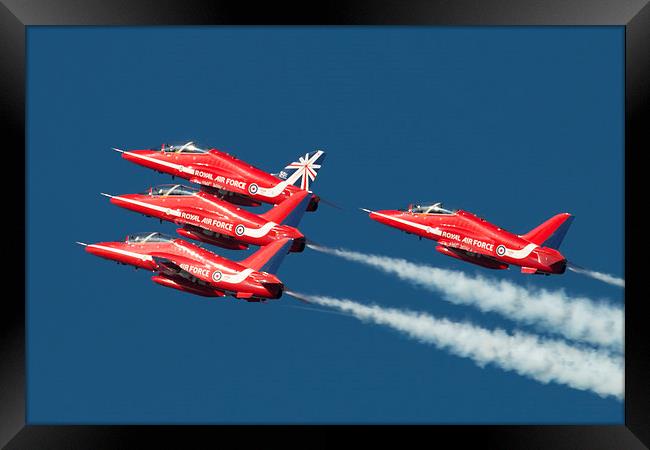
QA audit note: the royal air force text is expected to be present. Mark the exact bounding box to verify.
[193,170,247,190]
[178,211,234,232]
[439,231,495,252]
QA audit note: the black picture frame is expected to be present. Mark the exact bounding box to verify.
[2,1,647,448]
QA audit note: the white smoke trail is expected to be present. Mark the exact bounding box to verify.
[308,244,623,351]
[568,265,625,288]
[289,292,623,400]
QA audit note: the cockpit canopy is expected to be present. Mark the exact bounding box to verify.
[160,141,209,154]
[142,184,199,196]
[407,202,455,214]
[125,231,175,244]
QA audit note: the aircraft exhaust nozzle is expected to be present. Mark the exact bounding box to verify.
[550,258,568,275]
[261,282,284,299]
[307,194,320,212]
[290,237,306,253]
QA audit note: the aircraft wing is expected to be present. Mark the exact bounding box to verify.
[437,236,503,261]
[436,226,500,259]
[151,254,183,274]
[150,252,213,283]
[436,243,509,270]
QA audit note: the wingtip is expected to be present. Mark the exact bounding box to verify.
[112,147,124,153]
[75,241,88,247]
[100,192,114,198]
[359,208,374,214]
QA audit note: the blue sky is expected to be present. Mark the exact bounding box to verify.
[27,26,624,423]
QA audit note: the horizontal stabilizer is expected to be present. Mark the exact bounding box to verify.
[259,190,311,227]
[239,238,293,274]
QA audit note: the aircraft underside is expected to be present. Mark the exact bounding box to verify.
[436,245,509,270]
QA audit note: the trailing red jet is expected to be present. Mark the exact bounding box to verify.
[101,184,311,252]
[113,142,325,211]
[363,202,574,275]
[77,232,293,302]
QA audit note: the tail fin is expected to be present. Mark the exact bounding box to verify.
[259,190,311,227]
[521,213,574,250]
[276,150,326,191]
[240,238,293,274]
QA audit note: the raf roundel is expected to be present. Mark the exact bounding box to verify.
[248,183,259,195]
[235,224,246,236]
[496,245,507,257]
[212,271,223,282]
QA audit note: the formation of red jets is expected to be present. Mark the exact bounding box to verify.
[79,142,326,302]
[80,141,576,303]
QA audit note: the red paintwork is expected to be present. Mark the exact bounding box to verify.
[366,206,571,275]
[104,188,307,252]
[435,245,509,270]
[83,236,289,301]
[118,145,320,211]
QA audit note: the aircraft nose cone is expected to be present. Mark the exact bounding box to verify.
[122,149,155,163]
[360,208,380,221]
[85,243,110,258]
[84,244,100,256]
[108,195,123,207]
[367,209,398,225]
[121,151,138,163]
[108,194,137,208]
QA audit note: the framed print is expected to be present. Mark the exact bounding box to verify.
[2,0,648,448]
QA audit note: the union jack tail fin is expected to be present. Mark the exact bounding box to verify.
[275,150,326,191]
[521,213,574,250]
[240,238,293,274]
[259,190,311,227]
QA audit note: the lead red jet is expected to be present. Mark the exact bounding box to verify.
[114,142,325,211]
[363,202,574,275]
[77,232,293,302]
[101,184,311,252]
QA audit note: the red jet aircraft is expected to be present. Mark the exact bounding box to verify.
[363,202,574,275]
[113,142,325,211]
[101,184,311,252]
[77,232,293,302]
